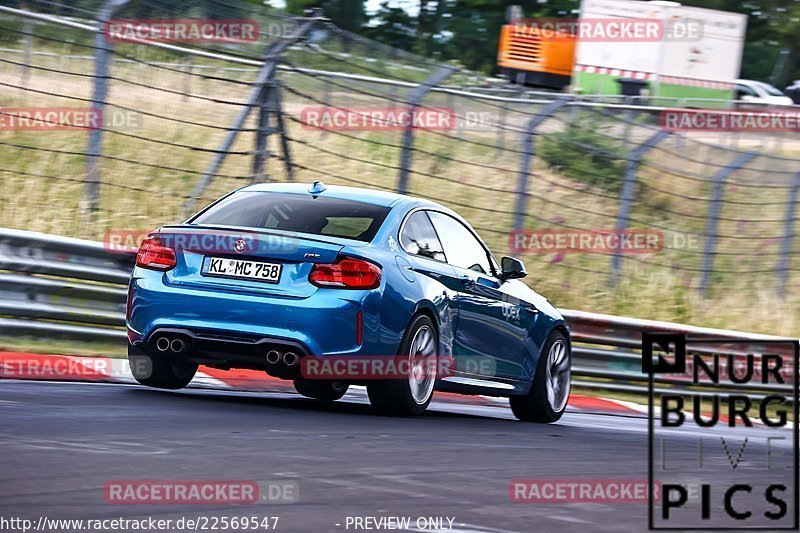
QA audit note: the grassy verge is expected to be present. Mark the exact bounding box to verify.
[0,335,128,358]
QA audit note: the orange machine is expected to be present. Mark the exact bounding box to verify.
[497,23,576,90]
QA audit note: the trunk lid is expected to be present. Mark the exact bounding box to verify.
[158,225,344,298]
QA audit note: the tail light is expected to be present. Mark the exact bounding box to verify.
[136,237,176,271]
[309,257,381,289]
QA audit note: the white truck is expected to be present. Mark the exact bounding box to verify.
[571,0,748,103]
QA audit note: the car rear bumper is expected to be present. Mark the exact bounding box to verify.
[128,326,310,378]
[127,269,383,360]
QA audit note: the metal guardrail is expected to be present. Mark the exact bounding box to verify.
[0,228,794,395]
[0,228,132,340]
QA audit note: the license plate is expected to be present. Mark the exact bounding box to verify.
[201,256,282,283]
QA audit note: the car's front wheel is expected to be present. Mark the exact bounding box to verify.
[128,344,198,390]
[293,379,349,401]
[510,330,571,423]
[367,314,438,416]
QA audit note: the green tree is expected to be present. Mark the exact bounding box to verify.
[285,0,366,33]
[363,1,416,50]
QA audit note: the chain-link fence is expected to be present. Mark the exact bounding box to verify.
[2,0,800,332]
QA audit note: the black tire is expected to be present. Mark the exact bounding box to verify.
[293,379,349,401]
[510,330,571,423]
[367,314,438,416]
[128,343,198,390]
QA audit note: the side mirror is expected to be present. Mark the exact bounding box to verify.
[500,256,527,281]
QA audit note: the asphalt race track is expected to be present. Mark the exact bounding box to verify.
[0,379,794,533]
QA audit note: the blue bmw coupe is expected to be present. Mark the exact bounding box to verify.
[127,182,572,422]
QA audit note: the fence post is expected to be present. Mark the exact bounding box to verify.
[251,81,273,183]
[321,75,331,138]
[273,87,295,180]
[446,90,463,140]
[396,65,459,195]
[621,96,634,145]
[495,104,507,154]
[251,81,294,182]
[698,152,757,295]
[84,0,129,224]
[181,57,193,101]
[183,13,323,217]
[777,170,800,294]
[512,99,569,232]
[609,130,670,285]
[20,18,33,88]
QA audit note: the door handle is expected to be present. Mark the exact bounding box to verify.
[460,276,475,289]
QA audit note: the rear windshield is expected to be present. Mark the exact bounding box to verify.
[191,191,391,242]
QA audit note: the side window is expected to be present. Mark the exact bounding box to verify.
[400,211,446,262]
[735,84,757,98]
[427,212,493,275]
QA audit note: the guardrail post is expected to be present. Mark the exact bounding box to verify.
[699,152,758,295]
[609,130,670,285]
[396,65,459,195]
[84,0,129,225]
[777,170,800,295]
[512,99,568,232]
[183,12,323,217]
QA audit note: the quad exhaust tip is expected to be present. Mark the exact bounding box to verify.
[154,335,298,364]
[154,335,189,354]
[156,337,170,352]
[266,350,299,367]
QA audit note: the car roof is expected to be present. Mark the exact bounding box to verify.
[240,182,444,210]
